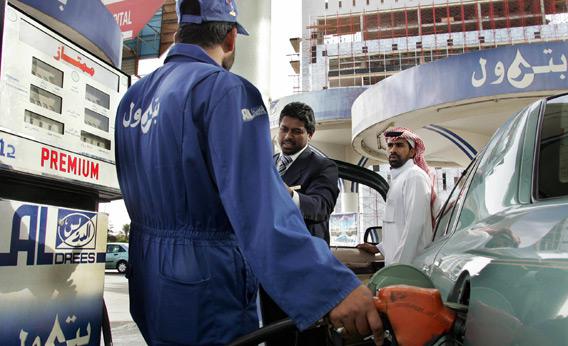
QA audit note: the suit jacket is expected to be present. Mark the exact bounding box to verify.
[275,146,340,244]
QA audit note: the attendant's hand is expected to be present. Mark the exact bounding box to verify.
[356,243,380,255]
[329,285,384,345]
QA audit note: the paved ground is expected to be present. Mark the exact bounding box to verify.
[104,271,146,346]
[103,271,266,345]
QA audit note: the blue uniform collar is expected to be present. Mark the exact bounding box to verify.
[165,44,221,67]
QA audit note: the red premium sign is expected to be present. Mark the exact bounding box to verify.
[104,0,165,40]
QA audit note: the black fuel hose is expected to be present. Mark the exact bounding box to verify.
[227,318,297,346]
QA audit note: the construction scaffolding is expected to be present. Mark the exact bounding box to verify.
[305,0,568,89]
[288,37,302,93]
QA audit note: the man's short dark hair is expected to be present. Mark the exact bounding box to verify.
[175,0,236,48]
[279,102,316,135]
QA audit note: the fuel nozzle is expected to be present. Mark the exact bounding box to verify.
[374,285,461,346]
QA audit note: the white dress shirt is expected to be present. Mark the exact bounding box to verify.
[278,144,309,207]
[377,160,433,266]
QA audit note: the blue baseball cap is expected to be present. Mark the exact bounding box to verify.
[176,0,249,36]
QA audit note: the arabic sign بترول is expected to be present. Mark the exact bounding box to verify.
[471,48,568,89]
[352,41,568,137]
[0,199,108,346]
[103,0,165,40]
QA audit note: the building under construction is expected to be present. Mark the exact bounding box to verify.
[300,0,568,90]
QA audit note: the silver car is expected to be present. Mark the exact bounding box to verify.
[406,93,568,345]
[105,242,129,274]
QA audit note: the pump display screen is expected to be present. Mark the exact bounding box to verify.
[86,84,110,109]
[31,57,63,87]
[84,108,109,132]
[81,130,111,150]
[30,85,62,113]
[24,110,64,134]
[0,6,129,193]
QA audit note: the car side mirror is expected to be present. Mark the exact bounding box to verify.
[364,226,382,245]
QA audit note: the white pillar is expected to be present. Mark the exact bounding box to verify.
[341,192,359,213]
[231,0,271,104]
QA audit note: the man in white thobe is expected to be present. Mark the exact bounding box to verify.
[357,127,434,266]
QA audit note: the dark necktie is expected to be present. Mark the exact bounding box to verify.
[277,155,292,176]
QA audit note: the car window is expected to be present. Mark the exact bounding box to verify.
[117,245,127,252]
[331,179,385,247]
[454,107,529,233]
[432,161,476,241]
[537,95,568,199]
[330,160,389,247]
[107,245,120,253]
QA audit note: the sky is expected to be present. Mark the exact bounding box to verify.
[100,0,301,232]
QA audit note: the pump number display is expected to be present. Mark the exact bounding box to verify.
[0,138,16,159]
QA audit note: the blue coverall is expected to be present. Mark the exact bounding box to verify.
[115,44,361,345]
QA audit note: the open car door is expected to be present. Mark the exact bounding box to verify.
[331,160,389,281]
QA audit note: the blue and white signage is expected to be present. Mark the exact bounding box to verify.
[270,87,367,129]
[470,44,568,91]
[15,0,122,68]
[0,199,108,346]
[56,210,97,250]
[352,41,568,137]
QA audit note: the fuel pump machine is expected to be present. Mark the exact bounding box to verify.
[0,0,128,345]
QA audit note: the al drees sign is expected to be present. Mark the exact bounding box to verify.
[0,199,108,346]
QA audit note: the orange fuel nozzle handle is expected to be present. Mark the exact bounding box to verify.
[374,285,457,346]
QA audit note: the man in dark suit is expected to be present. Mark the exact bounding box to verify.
[261,102,340,346]
[275,101,340,244]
